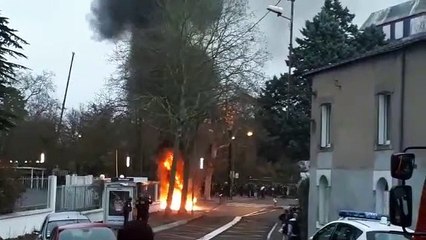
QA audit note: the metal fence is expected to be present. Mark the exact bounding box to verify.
[20,177,48,190]
[56,185,102,212]
[13,177,49,212]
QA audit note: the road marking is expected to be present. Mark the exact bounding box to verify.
[247,209,278,217]
[226,202,272,208]
[196,216,242,240]
[243,208,267,217]
[267,222,278,240]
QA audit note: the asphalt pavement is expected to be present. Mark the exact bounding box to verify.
[154,197,295,240]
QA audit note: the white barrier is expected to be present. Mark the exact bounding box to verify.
[81,202,162,223]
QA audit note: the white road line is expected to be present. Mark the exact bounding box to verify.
[267,222,278,240]
[243,208,267,217]
[196,216,242,240]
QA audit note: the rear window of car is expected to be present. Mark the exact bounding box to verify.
[59,227,115,240]
[47,219,90,237]
[366,231,409,240]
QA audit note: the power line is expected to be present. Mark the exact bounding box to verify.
[246,0,283,33]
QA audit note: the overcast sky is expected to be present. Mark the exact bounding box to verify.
[1,0,407,108]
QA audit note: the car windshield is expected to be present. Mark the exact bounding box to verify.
[46,219,90,238]
[366,231,410,240]
[59,227,115,240]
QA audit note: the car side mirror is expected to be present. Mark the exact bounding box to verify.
[391,153,415,180]
[390,185,412,227]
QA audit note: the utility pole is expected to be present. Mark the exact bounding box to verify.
[57,52,75,136]
[228,129,233,200]
[287,0,295,115]
[115,149,118,177]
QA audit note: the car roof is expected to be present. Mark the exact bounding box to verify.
[330,219,413,232]
[47,212,89,222]
[57,223,110,230]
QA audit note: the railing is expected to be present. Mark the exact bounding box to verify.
[56,185,102,212]
[20,177,48,190]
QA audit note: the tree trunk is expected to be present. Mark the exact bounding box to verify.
[179,152,191,213]
[165,131,180,214]
[204,164,213,200]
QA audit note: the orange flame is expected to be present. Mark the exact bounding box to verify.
[158,149,197,211]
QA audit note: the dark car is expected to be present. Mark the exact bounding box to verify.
[50,223,116,240]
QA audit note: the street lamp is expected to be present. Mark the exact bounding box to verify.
[267,0,295,114]
[247,131,254,137]
[40,153,45,163]
[126,156,130,168]
[199,157,204,170]
[231,136,236,140]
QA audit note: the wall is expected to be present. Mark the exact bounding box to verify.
[308,55,399,236]
[0,209,53,239]
[308,41,426,236]
[0,176,56,239]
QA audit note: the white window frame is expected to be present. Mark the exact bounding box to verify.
[395,21,404,39]
[320,104,331,148]
[382,24,391,40]
[378,94,391,145]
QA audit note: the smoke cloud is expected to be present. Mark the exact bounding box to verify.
[89,0,158,40]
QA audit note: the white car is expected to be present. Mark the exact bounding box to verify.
[311,211,413,240]
[35,211,91,240]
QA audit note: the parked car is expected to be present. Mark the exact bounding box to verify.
[50,223,116,240]
[310,211,413,240]
[35,212,91,240]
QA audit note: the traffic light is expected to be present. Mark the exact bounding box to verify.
[391,153,415,180]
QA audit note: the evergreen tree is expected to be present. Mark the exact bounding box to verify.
[0,13,27,131]
[258,0,386,163]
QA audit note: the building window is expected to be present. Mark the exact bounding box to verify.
[320,104,331,148]
[318,176,330,225]
[377,94,391,145]
[375,178,389,215]
[382,24,391,40]
[395,21,404,39]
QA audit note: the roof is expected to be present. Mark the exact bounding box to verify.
[47,212,89,222]
[57,223,109,230]
[361,0,426,29]
[305,34,426,77]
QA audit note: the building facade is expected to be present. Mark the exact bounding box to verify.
[307,35,426,236]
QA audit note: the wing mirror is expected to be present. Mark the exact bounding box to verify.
[389,185,412,227]
[391,153,415,180]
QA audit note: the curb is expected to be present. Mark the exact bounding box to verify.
[152,214,203,233]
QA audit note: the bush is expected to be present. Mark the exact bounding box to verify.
[0,167,25,214]
[297,177,310,240]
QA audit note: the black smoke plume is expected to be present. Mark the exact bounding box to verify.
[89,0,159,40]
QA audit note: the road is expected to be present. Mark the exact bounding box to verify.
[154,197,295,240]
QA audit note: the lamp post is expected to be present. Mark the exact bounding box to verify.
[227,130,254,200]
[40,153,45,164]
[267,0,295,114]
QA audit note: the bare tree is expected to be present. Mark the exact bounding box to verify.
[15,71,60,120]
[110,0,266,212]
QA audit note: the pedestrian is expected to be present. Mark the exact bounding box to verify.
[123,197,132,226]
[278,209,289,240]
[287,213,301,240]
[118,220,154,240]
[136,193,152,222]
